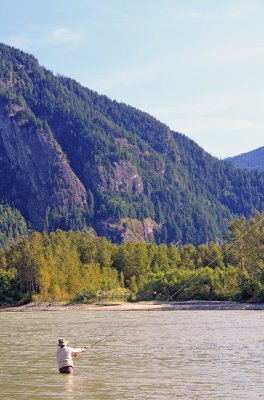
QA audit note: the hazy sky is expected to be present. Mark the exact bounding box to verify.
[1,0,263,158]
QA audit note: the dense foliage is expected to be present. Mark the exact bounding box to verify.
[0,204,27,247]
[0,213,263,304]
[0,43,264,245]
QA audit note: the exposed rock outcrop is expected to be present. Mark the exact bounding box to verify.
[0,102,87,228]
[98,217,160,243]
[115,137,139,152]
[95,160,144,194]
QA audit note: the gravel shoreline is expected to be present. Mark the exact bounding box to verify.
[1,300,264,312]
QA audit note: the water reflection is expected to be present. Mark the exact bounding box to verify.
[62,374,75,399]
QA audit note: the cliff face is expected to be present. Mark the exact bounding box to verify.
[0,101,87,229]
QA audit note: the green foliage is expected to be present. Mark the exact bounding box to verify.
[0,268,21,302]
[0,204,27,247]
[0,213,263,304]
[226,212,264,299]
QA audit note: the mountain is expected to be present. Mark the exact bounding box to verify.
[0,42,264,245]
[225,147,264,170]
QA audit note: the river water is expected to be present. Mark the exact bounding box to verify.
[1,310,264,399]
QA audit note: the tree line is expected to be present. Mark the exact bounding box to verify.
[0,213,263,304]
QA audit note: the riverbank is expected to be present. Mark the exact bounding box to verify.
[1,300,264,312]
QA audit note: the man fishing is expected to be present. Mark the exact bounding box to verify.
[56,338,88,373]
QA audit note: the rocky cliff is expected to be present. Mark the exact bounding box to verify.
[0,100,88,229]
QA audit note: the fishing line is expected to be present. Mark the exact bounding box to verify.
[90,318,144,348]
[90,213,264,349]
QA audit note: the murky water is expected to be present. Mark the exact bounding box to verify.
[1,310,264,399]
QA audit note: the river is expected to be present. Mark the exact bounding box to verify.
[1,310,264,399]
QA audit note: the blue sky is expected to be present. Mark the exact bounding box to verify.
[1,0,263,158]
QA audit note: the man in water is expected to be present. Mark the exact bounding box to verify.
[56,338,88,373]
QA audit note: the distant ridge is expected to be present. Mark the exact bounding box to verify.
[225,147,264,170]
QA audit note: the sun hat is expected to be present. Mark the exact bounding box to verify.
[57,338,67,347]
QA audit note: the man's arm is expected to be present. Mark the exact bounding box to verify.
[71,346,88,358]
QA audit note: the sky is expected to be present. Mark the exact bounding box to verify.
[0,0,263,158]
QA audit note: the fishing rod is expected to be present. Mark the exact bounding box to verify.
[90,213,264,349]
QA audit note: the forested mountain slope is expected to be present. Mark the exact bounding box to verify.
[226,147,264,170]
[0,43,264,245]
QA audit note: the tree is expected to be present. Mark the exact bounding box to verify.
[228,213,264,298]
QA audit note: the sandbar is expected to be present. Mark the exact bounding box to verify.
[1,300,264,312]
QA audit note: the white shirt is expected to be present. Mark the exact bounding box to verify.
[56,346,83,369]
